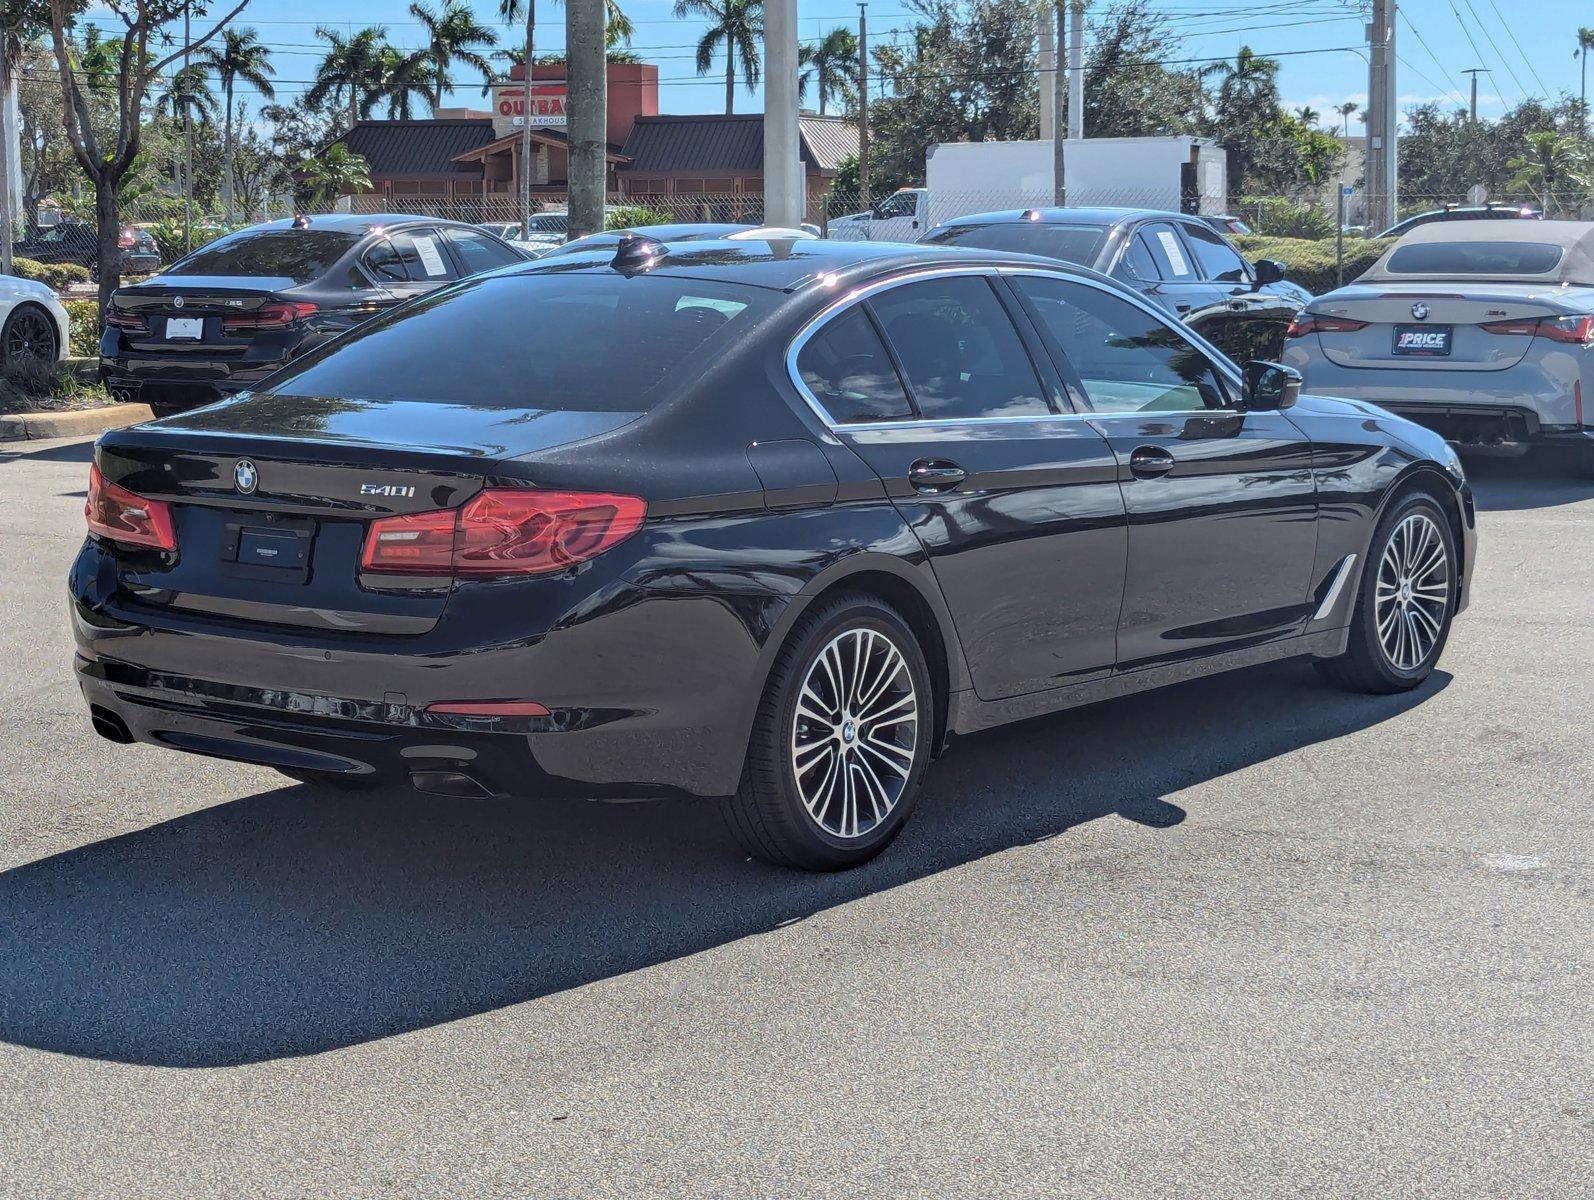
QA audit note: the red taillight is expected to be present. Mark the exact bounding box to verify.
[222,302,318,334]
[360,489,647,578]
[1286,313,1369,338]
[104,305,147,332]
[118,228,135,248]
[85,463,177,552]
[1480,315,1594,344]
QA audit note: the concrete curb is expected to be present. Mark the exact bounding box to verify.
[0,402,153,442]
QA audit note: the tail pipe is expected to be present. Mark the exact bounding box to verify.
[89,705,133,744]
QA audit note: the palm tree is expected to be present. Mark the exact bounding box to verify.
[1334,100,1359,137]
[410,1,497,109]
[303,145,373,208]
[307,26,393,130]
[674,0,763,115]
[377,46,440,119]
[798,25,856,116]
[1507,131,1591,214]
[1577,27,1594,134]
[1200,46,1280,110]
[198,28,275,225]
[1294,105,1319,127]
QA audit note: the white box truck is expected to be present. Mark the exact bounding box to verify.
[828,136,1228,241]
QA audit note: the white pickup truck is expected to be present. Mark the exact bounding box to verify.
[827,188,929,243]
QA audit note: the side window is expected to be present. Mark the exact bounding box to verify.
[393,230,459,282]
[1016,276,1227,414]
[364,237,411,283]
[1138,222,1197,281]
[870,276,1050,420]
[1181,222,1250,282]
[443,228,524,275]
[795,306,915,424]
[1121,233,1162,281]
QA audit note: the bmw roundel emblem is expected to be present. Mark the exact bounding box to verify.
[1411,302,1430,320]
[172,295,185,309]
[234,458,258,495]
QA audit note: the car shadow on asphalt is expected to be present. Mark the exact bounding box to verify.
[1463,452,1591,512]
[0,659,1449,1069]
[0,437,95,464]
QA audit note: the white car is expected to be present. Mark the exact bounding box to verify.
[828,188,928,243]
[1282,220,1594,475]
[0,272,70,367]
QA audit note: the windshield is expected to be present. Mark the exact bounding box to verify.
[262,272,772,412]
[1385,240,1564,275]
[924,221,1110,266]
[527,214,569,234]
[163,229,362,283]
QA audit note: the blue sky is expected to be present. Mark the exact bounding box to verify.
[81,0,1594,127]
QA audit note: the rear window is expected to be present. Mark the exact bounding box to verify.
[164,229,361,283]
[1386,240,1564,275]
[924,221,1109,266]
[262,272,771,412]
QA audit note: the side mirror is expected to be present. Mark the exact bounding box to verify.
[1242,360,1302,411]
[1252,258,1287,285]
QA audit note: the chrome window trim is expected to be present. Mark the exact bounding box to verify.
[783,261,1244,432]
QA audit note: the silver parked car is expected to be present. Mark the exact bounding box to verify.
[1283,220,1594,474]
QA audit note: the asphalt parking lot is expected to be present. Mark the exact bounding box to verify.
[0,434,1589,1198]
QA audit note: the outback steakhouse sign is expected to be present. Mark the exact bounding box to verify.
[490,84,568,134]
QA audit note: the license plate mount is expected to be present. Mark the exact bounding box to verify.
[1392,324,1452,357]
[165,316,203,340]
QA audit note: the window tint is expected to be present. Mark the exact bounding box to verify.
[395,230,458,281]
[164,229,361,284]
[264,274,771,412]
[795,307,914,423]
[1181,222,1249,282]
[924,221,1109,267]
[1121,233,1162,280]
[1137,223,1197,281]
[875,191,917,218]
[364,238,409,283]
[1017,276,1226,413]
[870,277,1050,420]
[1385,240,1563,275]
[443,228,523,275]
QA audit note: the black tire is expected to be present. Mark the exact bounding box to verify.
[1315,489,1457,694]
[1,303,58,368]
[277,768,389,791]
[721,593,934,871]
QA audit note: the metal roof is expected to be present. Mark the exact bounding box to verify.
[335,120,497,178]
[618,114,859,174]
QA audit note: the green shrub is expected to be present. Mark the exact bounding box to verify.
[1237,235,1395,294]
[10,256,91,290]
[63,298,101,357]
[1236,197,1336,240]
[604,205,673,231]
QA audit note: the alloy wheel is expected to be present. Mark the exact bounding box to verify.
[790,627,919,839]
[5,310,55,365]
[1374,512,1450,672]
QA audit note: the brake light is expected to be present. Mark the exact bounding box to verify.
[104,304,147,332]
[1286,313,1369,337]
[360,488,647,577]
[221,302,318,333]
[85,463,177,552]
[118,228,135,248]
[1479,315,1594,344]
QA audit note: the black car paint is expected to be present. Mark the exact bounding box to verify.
[13,220,162,276]
[98,215,521,410]
[72,239,1474,805]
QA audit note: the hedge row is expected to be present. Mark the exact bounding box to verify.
[1236,235,1395,295]
[63,299,100,357]
[11,256,92,290]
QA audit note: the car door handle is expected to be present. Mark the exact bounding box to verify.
[908,458,967,493]
[1128,446,1176,479]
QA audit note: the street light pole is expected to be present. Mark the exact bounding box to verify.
[566,0,606,237]
[763,0,802,227]
[857,2,870,210]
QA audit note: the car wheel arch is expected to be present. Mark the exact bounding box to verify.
[1376,462,1469,600]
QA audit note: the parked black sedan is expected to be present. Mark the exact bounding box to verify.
[73,237,1474,871]
[14,219,161,278]
[922,207,1311,363]
[99,214,525,414]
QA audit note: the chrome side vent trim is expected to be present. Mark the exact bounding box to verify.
[1312,554,1358,621]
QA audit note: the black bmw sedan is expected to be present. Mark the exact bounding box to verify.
[100,214,525,415]
[73,237,1475,871]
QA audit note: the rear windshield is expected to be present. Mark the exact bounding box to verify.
[164,229,362,283]
[1385,240,1564,275]
[262,272,771,412]
[924,221,1109,266]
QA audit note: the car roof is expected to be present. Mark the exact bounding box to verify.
[517,236,1088,292]
[933,206,1188,229]
[1361,219,1594,283]
[231,214,483,236]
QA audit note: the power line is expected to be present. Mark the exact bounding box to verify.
[1480,0,1549,97]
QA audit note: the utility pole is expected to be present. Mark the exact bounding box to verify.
[1052,0,1066,204]
[857,2,870,209]
[183,1,193,252]
[1366,0,1397,232]
[1462,67,1486,122]
[763,0,802,227]
[0,27,12,277]
[1067,0,1084,140]
[1036,7,1054,142]
[519,1,536,239]
[566,0,606,237]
